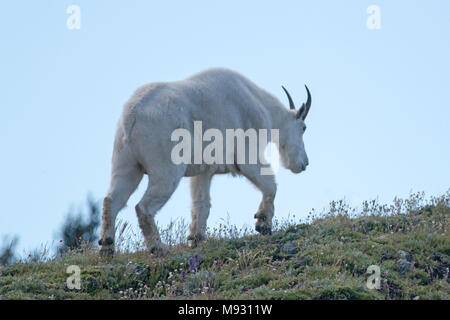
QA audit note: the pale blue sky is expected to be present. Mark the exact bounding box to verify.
[1,1,449,254]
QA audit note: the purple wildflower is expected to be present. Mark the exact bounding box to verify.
[188,253,200,272]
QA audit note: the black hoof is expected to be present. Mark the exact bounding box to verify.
[188,240,198,248]
[99,247,114,258]
[255,225,272,235]
[98,237,114,246]
[149,245,168,257]
[187,235,203,248]
[187,234,205,243]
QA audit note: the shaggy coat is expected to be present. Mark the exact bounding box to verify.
[99,68,311,254]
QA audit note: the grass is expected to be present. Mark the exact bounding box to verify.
[0,191,449,300]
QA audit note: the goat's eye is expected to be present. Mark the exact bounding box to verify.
[302,125,307,132]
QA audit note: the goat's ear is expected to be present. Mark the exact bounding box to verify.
[296,103,306,120]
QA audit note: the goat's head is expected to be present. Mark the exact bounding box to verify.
[278,85,312,173]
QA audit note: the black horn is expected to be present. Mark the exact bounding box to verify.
[282,86,296,110]
[302,85,312,120]
[297,85,312,120]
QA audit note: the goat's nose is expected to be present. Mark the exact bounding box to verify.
[303,161,309,171]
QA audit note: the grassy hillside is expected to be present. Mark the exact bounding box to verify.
[0,192,449,300]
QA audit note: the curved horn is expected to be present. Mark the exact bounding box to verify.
[282,86,296,110]
[302,85,312,120]
[297,85,312,120]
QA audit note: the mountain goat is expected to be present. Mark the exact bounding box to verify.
[99,68,312,255]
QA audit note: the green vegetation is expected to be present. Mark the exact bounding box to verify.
[0,191,448,300]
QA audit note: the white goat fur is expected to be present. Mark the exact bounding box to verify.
[99,68,310,253]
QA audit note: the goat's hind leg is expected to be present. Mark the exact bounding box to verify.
[99,162,143,257]
[135,167,183,255]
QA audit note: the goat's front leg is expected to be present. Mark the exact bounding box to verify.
[241,165,277,235]
[188,172,213,247]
